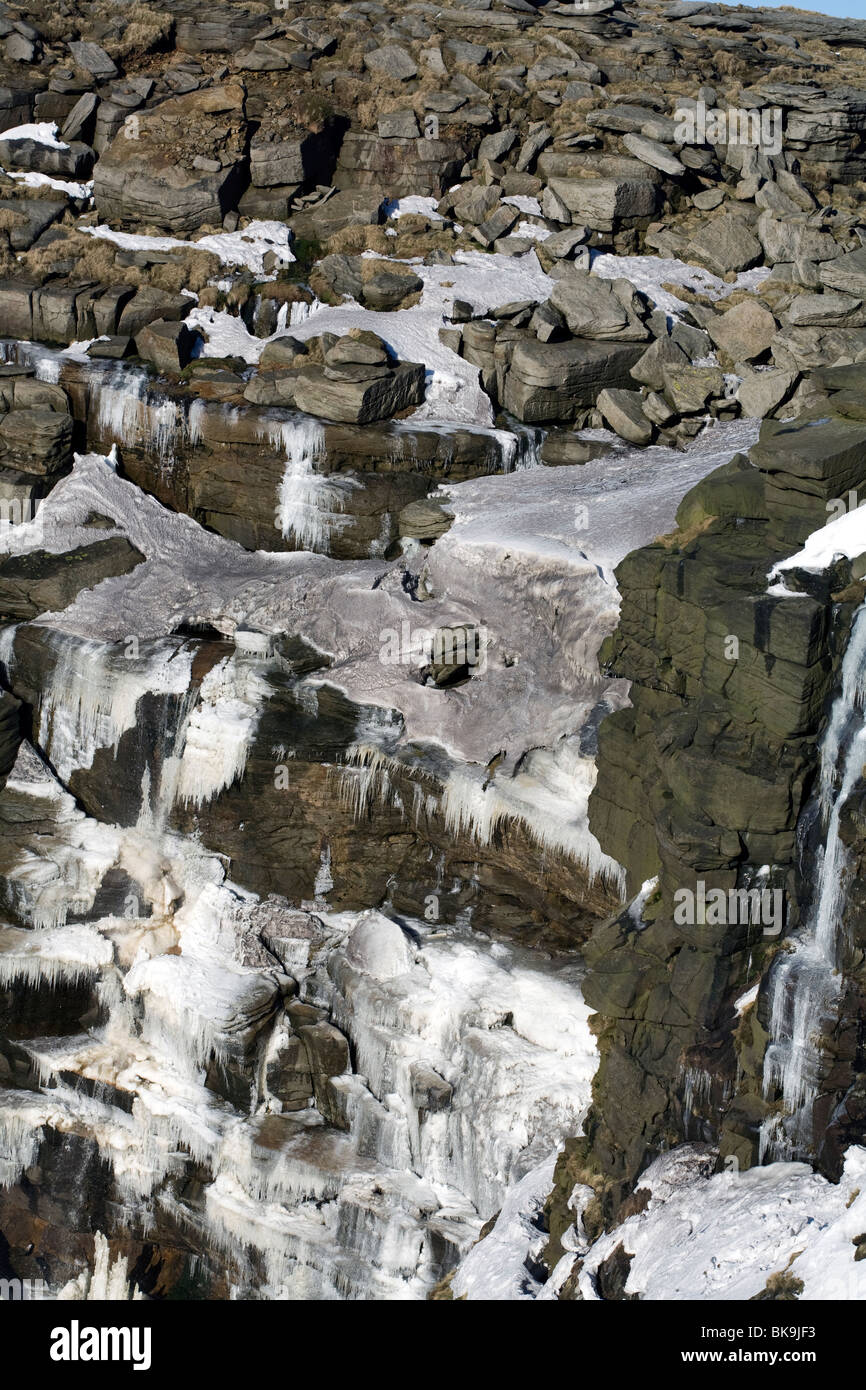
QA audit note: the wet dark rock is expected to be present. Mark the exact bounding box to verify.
[0,689,21,792]
[0,539,145,621]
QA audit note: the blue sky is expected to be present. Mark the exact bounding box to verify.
[738,0,866,16]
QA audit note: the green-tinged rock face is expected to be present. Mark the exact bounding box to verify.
[574,415,866,1225]
[0,538,145,621]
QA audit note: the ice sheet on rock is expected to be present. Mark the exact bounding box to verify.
[0,922,113,988]
[37,632,194,781]
[3,337,101,388]
[92,363,181,468]
[436,417,761,585]
[539,1144,866,1301]
[0,425,757,866]
[440,743,623,891]
[627,875,659,928]
[172,654,271,810]
[0,755,594,1296]
[1,745,125,928]
[125,950,279,1075]
[451,1155,557,1300]
[266,414,358,552]
[83,219,295,273]
[770,503,866,580]
[591,253,771,319]
[0,1090,67,1188]
[318,909,598,1215]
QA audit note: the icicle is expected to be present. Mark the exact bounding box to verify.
[172,655,270,810]
[440,744,625,892]
[314,843,333,900]
[93,365,179,469]
[262,415,356,553]
[761,604,866,1157]
[0,924,113,987]
[289,298,322,329]
[57,1232,144,1300]
[0,623,17,682]
[38,635,193,781]
[0,1093,49,1188]
[335,744,399,820]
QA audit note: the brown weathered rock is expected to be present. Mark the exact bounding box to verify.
[136,319,199,375]
[93,84,248,235]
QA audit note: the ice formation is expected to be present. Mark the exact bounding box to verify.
[761,604,866,1157]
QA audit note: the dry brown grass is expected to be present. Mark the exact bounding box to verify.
[359,257,424,284]
[197,285,221,309]
[24,232,116,282]
[325,224,392,256]
[21,230,220,296]
[141,249,220,294]
[751,1270,804,1301]
[655,515,717,550]
[259,281,313,306]
[102,2,173,60]
[35,13,72,42]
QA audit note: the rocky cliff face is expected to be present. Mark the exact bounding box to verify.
[2,0,866,1303]
[545,400,866,1262]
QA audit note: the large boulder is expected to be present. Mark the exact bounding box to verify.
[0,199,66,251]
[0,126,93,178]
[784,292,866,329]
[335,132,466,198]
[250,119,338,188]
[291,361,426,425]
[118,287,193,337]
[93,84,248,235]
[750,413,866,543]
[290,188,384,242]
[758,212,839,265]
[549,271,649,341]
[597,388,653,444]
[707,300,778,363]
[503,338,646,422]
[0,279,37,338]
[686,216,763,276]
[176,7,270,53]
[819,245,866,297]
[661,364,724,414]
[545,177,660,232]
[135,319,199,375]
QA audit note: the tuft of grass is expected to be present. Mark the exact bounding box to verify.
[102,3,174,60]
